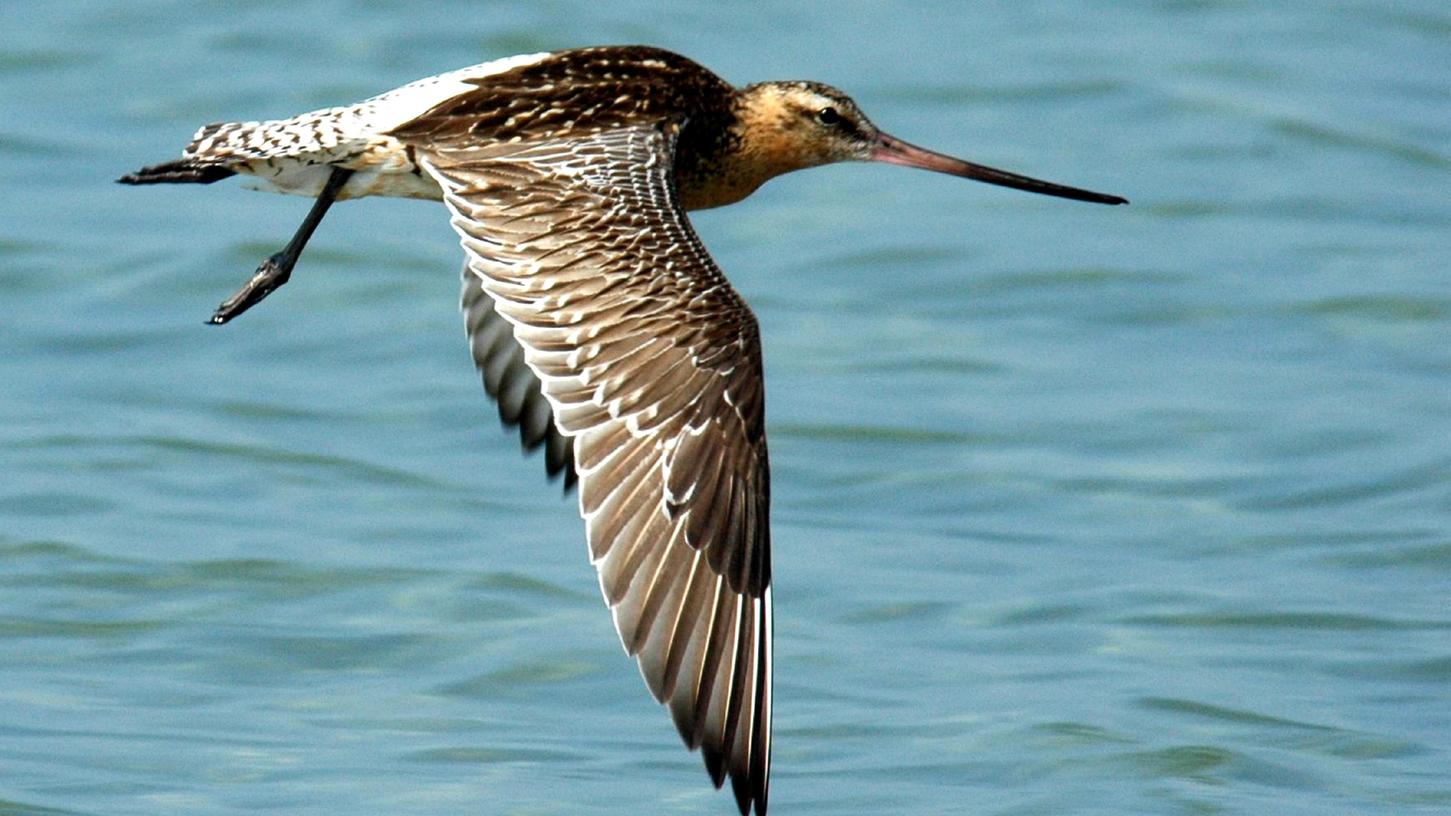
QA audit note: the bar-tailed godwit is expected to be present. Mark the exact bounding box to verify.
[121,45,1126,815]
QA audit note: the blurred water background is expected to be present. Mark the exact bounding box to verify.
[2,2,1448,814]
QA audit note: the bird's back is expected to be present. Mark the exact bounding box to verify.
[126,46,740,203]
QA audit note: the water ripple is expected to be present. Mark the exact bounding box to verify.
[1269,116,1450,169]
[1122,611,1449,632]
[0,797,88,816]
[1242,457,1450,511]
[0,616,167,640]
[405,745,583,765]
[438,659,604,699]
[1116,744,1322,789]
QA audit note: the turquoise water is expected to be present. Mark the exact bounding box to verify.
[3,2,1448,814]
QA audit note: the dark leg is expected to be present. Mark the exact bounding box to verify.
[208,166,355,325]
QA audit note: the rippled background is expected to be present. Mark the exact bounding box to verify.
[3,2,1448,814]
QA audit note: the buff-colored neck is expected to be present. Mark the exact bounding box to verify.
[676,83,836,211]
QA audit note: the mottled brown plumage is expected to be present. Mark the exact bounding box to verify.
[120,44,1126,816]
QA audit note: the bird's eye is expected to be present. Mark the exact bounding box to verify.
[815,107,841,125]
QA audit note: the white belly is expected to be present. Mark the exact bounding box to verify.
[237,150,444,201]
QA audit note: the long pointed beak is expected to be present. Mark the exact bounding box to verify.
[870,132,1128,205]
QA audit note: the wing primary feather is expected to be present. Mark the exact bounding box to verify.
[751,589,773,814]
[619,528,692,657]
[637,546,705,700]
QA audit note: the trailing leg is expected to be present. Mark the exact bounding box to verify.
[209,166,354,325]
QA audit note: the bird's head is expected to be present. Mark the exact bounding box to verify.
[732,81,878,171]
[727,80,1127,205]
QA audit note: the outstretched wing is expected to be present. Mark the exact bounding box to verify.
[416,122,772,815]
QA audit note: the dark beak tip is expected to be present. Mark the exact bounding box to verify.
[873,133,1128,207]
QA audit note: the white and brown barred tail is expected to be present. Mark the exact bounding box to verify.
[117,155,237,185]
[117,52,552,198]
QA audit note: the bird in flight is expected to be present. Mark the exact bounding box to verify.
[120,44,1126,815]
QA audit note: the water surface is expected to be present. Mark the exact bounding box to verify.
[2,2,1447,814]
